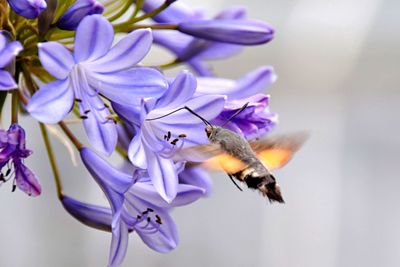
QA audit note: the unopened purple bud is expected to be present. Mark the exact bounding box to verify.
[178,19,274,45]
[57,0,104,30]
[7,0,47,19]
[61,195,112,232]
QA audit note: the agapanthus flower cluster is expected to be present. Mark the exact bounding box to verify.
[0,0,278,266]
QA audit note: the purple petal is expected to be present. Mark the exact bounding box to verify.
[153,30,193,55]
[7,0,47,19]
[128,132,147,169]
[142,0,202,23]
[14,161,41,197]
[146,151,178,203]
[86,29,153,72]
[136,209,178,253]
[155,70,197,109]
[130,182,205,208]
[86,68,167,107]
[0,70,17,90]
[109,221,129,267]
[196,66,277,99]
[193,42,241,61]
[80,147,133,194]
[179,167,212,196]
[57,0,104,31]
[178,19,274,45]
[0,41,22,68]
[38,42,74,79]
[74,15,113,62]
[187,60,214,76]
[215,6,247,20]
[27,79,74,124]
[61,195,112,232]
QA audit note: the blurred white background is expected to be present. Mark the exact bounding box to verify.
[1,0,399,266]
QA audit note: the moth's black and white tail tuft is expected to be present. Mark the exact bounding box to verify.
[258,176,285,203]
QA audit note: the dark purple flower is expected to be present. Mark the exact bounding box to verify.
[0,31,22,90]
[27,15,168,155]
[57,0,104,30]
[196,66,278,138]
[113,70,225,202]
[79,147,205,266]
[0,124,41,196]
[177,19,274,45]
[7,0,47,19]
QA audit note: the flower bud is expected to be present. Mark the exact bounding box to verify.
[7,0,47,19]
[57,0,104,30]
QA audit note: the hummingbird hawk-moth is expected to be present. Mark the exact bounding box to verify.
[147,103,307,203]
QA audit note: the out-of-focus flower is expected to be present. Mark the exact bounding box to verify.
[113,70,225,202]
[57,0,104,30]
[0,124,41,196]
[0,31,22,90]
[27,15,167,155]
[79,147,206,266]
[196,66,278,138]
[7,0,47,19]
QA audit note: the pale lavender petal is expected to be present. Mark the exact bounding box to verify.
[86,68,167,107]
[0,70,17,90]
[142,0,202,23]
[14,161,41,197]
[128,132,147,169]
[179,167,212,196]
[74,15,113,62]
[38,42,74,79]
[136,209,178,253]
[57,0,104,30]
[155,70,197,110]
[27,79,74,124]
[86,29,152,72]
[61,195,112,232]
[109,221,129,267]
[153,30,193,55]
[193,42,241,60]
[178,19,274,45]
[146,151,177,203]
[196,66,276,99]
[130,182,205,208]
[215,6,246,19]
[187,60,214,76]
[0,41,22,68]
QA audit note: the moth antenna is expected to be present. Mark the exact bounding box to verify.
[146,106,212,126]
[221,102,250,127]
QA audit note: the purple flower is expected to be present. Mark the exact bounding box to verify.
[27,15,168,155]
[0,124,41,196]
[0,31,22,90]
[57,0,104,30]
[79,147,205,266]
[197,66,278,138]
[113,70,225,202]
[7,0,47,19]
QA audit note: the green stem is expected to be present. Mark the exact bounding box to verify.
[58,121,83,150]
[11,91,18,123]
[39,123,63,199]
[114,23,178,32]
[108,0,132,22]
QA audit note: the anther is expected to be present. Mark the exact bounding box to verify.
[147,217,151,223]
[12,184,16,192]
[167,131,171,141]
[155,215,162,224]
[178,134,187,138]
[80,115,88,120]
[170,138,179,145]
[104,103,109,108]
[84,110,91,114]
[5,168,11,176]
[75,98,82,103]
[147,208,154,212]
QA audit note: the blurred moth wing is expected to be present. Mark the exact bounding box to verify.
[182,132,308,172]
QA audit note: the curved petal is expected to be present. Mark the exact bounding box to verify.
[155,70,197,110]
[179,167,213,196]
[0,70,17,90]
[38,42,74,79]
[194,42,242,60]
[27,79,74,124]
[128,133,147,169]
[86,29,153,72]
[109,221,129,267]
[14,161,41,197]
[57,0,104,31]
[130,182,205,208]
[0,41,22,68]
[74,15,114,62]
[61,195,112,232]
[86,68,167,106]
[187,60,214,77]
[136,209,178,253]
[146,151,178,203]
[7,0,47,19]
[153,30,193,55]
[142,0,202,23]
[178,19,274,45]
